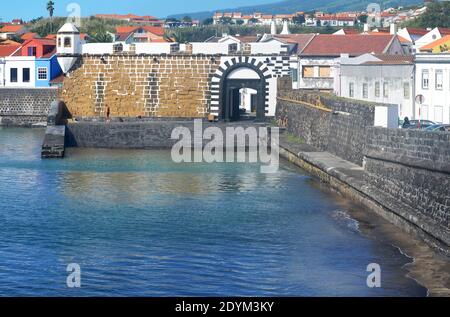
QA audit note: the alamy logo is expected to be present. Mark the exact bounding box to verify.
[171,120,279,173]
[66,263,81,288]
[366,263,381,288]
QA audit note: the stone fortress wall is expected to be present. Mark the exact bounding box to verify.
[60,54,222,118]
[276,78,450,252]
[0,88,58,126]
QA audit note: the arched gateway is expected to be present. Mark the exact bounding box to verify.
[211,57,272,121]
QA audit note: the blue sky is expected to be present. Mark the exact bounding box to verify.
[0,0,277,22]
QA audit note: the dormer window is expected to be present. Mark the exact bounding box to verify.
[64,37,72,48]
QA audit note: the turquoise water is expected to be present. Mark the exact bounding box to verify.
[0,127,426,296]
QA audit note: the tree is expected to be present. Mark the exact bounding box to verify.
[248,18,260,25]
[182,16,192,23]
[90,32,113,43]
[235,19,245,25]
[218,17,234,25]
[46,1,55,33]
[202,18,214,25]
[358,14,368,24]
[404,2,450,28]
[292,15,306,25]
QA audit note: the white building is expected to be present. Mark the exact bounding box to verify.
[296,34,405,91]
[415,53,450,124]
[0,56,36,88]
[335,54,415,121]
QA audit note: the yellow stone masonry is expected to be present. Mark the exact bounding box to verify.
[59,54,221,118]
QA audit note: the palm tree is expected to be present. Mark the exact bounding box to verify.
[47,1,55,33]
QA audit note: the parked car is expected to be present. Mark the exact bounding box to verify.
[424,124,450,132]
[402,120,437,129]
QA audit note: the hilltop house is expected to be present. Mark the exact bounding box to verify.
[0,24,29,40]
[114,26,168,44]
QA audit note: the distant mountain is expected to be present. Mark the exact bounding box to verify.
[169,0,424,21]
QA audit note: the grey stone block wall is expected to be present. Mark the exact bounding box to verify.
[66,121,272,149]
[364,158,450,231]
[0,88,58,126]
[276,99,330,151]
[276,89,375,165]
[276,83,449,246]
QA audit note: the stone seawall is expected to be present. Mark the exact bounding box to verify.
[276,89,375,165]
[364,127,450,238]
[276,86,450,253]
[0,88,58,126]
[66,120,270,149]
[60,55,221,119]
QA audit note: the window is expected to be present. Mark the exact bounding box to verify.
[22,68,30,83]
[318,66,330,78]
[403,82,410,99]
[27,47,37,57]
[64,37,71,48]
[10,68,18,83]
[375,81,380,98]
[362,83,368,99]
[434,106,443,123]
[228,43,238,54]
[349,82,354,97]
[383,82,389,98]
[302,66,314,78]
[422,69,429,89]
[58,37,61,47]
[37,67,48,80]
[291,68,298,82]
[435,70,443,90]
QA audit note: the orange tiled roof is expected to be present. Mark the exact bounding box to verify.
[21,32,39,40]
[0,45,20,56]
[421,35,450,50]
[301,34,397,56]
[116,26,164,36]
[0,24,24,33]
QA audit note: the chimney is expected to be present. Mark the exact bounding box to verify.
[390,23,397,35]
[281,20,291,35]
[270,20,277,35]
[363,23,369,33]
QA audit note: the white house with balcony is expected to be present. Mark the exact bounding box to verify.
[415,53,450,124]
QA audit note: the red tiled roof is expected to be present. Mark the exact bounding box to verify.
[403,27,428,36]
[21,32,39,40]
[115,26,164,36]
[0,25,24,33]
[271,34,316,53]
[0,45,20,57]
[437,28,450,35]
[335,28,359,35]
[301,34,397,56]
[45,34,57,39]
[363,54,414,65]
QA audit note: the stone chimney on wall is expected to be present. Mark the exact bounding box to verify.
[281,20,291,35]
[270,20,277,35]
[185,43,193,54]
[390,23,398,35]
[363,23,370,33]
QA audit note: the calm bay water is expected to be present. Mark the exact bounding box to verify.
[0,127,426,296]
